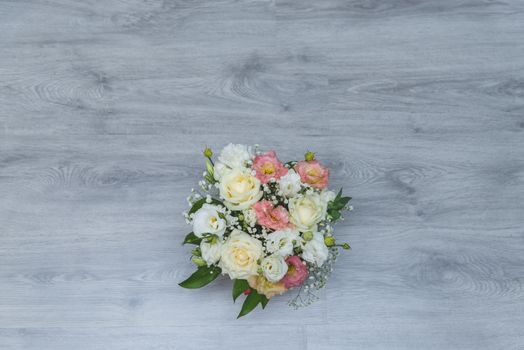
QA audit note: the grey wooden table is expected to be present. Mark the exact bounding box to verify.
[1,1,524,349]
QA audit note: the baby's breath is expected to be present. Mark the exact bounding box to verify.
[288,248,339,309]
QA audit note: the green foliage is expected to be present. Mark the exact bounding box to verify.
[204,159,216,184]
[178,265,221,289]
[237,288,268,318]
[188,198,206,215]
[191,256,207,267]
[327,188,352,222]
[183,232,201,245]
[232,279,249,302]
[188,197,223,216]
[285,160,297,168]
[260,295,269,309]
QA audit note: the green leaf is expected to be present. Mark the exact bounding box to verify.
[188,197,223,215]
[237,290,262,318]
[330,195,351,208]
[183,232,201,245]
[329,201,342,210]
[326,189,351,221]
[329,210,341,221]
[179,265,221,289]
[260,295,269,309]
[232,279,249,302]
[339,196,351,206]
[188,198,206,215]
[332,202,345,211]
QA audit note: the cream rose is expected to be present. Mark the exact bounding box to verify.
[219,168,262,211]
[288,192,327,232]
[219,230,263,279]
[261,254,288,282]
[192,204,227,238]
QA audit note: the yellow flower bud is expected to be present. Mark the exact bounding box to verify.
[203,147,213,158]
[324,236,336,247]
[302,231,314,241]
[304,151,315,161]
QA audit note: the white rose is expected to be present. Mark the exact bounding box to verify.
[302,232,329,266]
[192,204,226,238]
[288,192,327,232]
[261,254,288,283]
[200,240,222,265]
[218,143,252,169]
[213,162,229,181]
[266,228,299,257]
[278,170,302,198]
[219,230,263,279]
[219,168,262,211]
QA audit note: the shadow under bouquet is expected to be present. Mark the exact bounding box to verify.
[179,144,352,318]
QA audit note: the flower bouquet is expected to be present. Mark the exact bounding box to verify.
[179,144,352,318]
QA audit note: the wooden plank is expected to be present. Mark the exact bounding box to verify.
[0,0,523,348]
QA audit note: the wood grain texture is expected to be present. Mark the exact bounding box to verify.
[1,0,524,349]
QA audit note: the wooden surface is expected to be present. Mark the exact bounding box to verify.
[1,0,524,349]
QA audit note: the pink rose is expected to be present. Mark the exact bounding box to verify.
[294,160,329,189]
[281,256,308,288]
[253,151,288,184]
[252,200,290,231]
